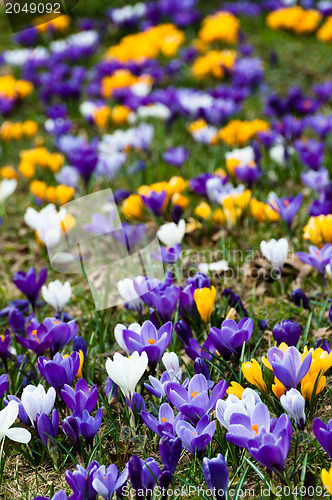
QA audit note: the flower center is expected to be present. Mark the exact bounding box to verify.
[54,320,59,324]
[161,417,167,422]
[32,329,38,337]
[191,391,198,398]
[147,338,156,344]
[0,335,4,342]
[251,424,259,435]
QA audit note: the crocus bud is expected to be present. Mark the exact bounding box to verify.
[202,453,229,500]
[280,388,306,430]
[291,289,310,309]
[273,320,301,347]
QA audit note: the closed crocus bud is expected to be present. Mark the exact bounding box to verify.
[291,289,310,309]
[21,384,56,427]
[242,359,267,393]
[194,286,216,323]
[202,453,228,500]
[280,388,306,430]
[159,436,182,476]
[273,320,301,346]
[73,336,88,360]
[174,320,193,346]
[62,416,81,450]
[36,409,59,448]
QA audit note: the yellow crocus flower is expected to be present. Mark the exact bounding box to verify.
[242,359,267,393]
[194,286,216,323]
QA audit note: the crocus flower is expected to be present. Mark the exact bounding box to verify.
[61,379,98,415]
[273,320,301,347]
[0,179,17,202]
[34,491,76,500]
[0,373,8,399]
[226,402,271,449]
[266,346,312,391]
[121,320,173,370]
[295,139,324,170]
[141,190,166,216]
[313,417,332,459]
[159,436,182,476]
[65,461,99,500]
[13,267,47,308]
[194,286,216,323]
[208,317,253,360]
[301,168,329,191]
[92,464,128,500]
[141,402,183,438]
[163,146,189,168]
[42,318,78,356]
[21,384,56,426]
[36,409,59,447]
[128,455,160,499]
[269,194,302,226]
[38,352,81,394]
[223,288,248,316]
[242,359,267,393]
[176,414,215,456]
[74,408,103,447]
[246,413,292,474]
[0,400,31,444]
[42,281,72,312]
[166,373,226,424]
[62,416,81,450]
[202,453,228,500]
[321,465,332,494]
[280,389,305,430]
[16,321,52,355]
[157,219,185,247]
[291,288,310,309]
[216,388,262,429]
[260,238,288,272]
[297,244,332,281]
[105,351,148,403]
[117,279,144,313]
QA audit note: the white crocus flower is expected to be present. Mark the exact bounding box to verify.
[225,146,255,167]
[117,278,144,312]
[105,351,148,402]
[198,261,229,274]
[0,179,17,203]
[280,388,306,429]
[260,238,288,271]
[162,352,182,382]
[24,203,67,247]
[42,280,71,311]
[216,388,262,429]
[114,322,141,355]
[0,400,31,443]
[157,219,186,247]
[21,384,56,426]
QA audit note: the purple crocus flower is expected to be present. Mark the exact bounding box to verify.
[246,413,292,474]
[152,244,182,264]
[0,373,9,399]
[92,464,128,500]
[266,346,312,391]
[159,436,182,476]
[145,369,184,399]
[122,320,173,371]
[291,288,310,309]
[16,320,51,355]
[74,408,102,447]
[62,416,81,450]
[68,139,99,183]
[141,402,184,438]
[38,352,80,394]
[141,190,167,216]
[128,456,160,500]
[134,272,181,324]
[65,461,99,500]
[272,320,301,347]
[202,453,228,500]
[295,139,324,170]
[223,289,249,316]
[61,379,98,415]
[34,491,78,500]
[269,194,303,226]
[163,146,189,168]
[306,114,332,139]
[36,409,59,448]
[301,168,329,191]
[13,267,47,308]
[189,173,215,197]
[0,328,11,362]
[166,374,226,424]
[226,403,271,449]
[208,318,253,361]
[176,414,215,457]
[234,163,262,187]
[313,417,332,459]
[297,244,332,281]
